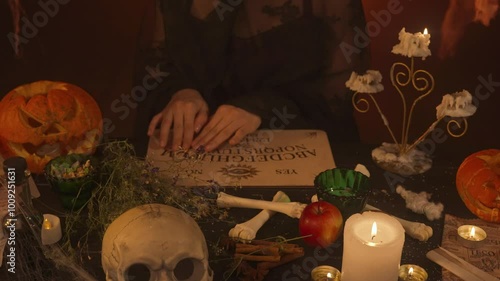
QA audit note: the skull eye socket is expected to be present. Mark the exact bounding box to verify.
[125,263,151,281]
[174,258,205,281]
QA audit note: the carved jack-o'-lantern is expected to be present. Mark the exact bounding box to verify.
[0,81,102,174]
[456,149,500,223]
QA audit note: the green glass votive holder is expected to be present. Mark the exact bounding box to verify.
[314,168,371,219]
[45,154,98,210]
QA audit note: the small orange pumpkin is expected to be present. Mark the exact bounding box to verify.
[0,81,102,174]
[456,149,500,223]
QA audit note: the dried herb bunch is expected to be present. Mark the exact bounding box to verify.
[62,140,228,259]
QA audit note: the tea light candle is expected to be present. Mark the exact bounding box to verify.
[457,225,487,248]
[41,214,62,245]
[311,265,341,281]
[342,212,405,281]
[398,264,428,281]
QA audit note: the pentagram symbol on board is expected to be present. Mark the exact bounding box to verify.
[219,164,260,180]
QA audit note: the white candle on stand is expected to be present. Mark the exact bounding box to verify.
[392,27,431,59]
[342,211,405,281]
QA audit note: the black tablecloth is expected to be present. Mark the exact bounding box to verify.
[202,142,477,281]
[2,141,481,281]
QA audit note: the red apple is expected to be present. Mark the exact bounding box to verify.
[299,201,343,247]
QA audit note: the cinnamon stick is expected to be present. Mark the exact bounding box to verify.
[251,239,297,247]
[256,252,305,271]
[246,240,302,255]
[235,244,281,256]
[234,253,281,262]
[280,246,304,255]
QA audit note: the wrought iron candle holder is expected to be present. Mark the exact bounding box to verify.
[348,28,477,176]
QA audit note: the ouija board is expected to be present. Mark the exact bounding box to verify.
[146,130,336,187]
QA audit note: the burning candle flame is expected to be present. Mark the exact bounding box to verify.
[470,226,476,239]
[326,272,332,280]
[371,221,377,240]
[408,266,414,276]
[43,218,52,230]
[423,28,428,35]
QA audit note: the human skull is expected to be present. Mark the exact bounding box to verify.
[102,204,213,281]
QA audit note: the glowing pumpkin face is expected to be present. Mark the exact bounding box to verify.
[456,149,500,223]
[0,81,102,174]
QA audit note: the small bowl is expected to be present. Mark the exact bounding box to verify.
[45,154,98,210]
[315,168,371,219]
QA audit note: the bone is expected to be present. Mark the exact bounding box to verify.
[396,185,444,221]
[229,191,290,240]
[364,204,433,242]
[217,192,306,219]
[354,163,370,178]
[311,195,433,241]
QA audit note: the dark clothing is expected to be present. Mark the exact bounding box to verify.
[133,0,369,156]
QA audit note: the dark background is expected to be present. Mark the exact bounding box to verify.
[0,2,498,280]
[1,0,499,152]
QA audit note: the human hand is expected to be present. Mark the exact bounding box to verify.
[192,105,261,152]
[148,89,209,150]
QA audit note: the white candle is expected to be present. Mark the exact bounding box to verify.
[341,211,405,281]
[41,214,62,245]
[392,28,431,60]
[415,28,431,56]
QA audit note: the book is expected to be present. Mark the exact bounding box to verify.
[146,129,336,187]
